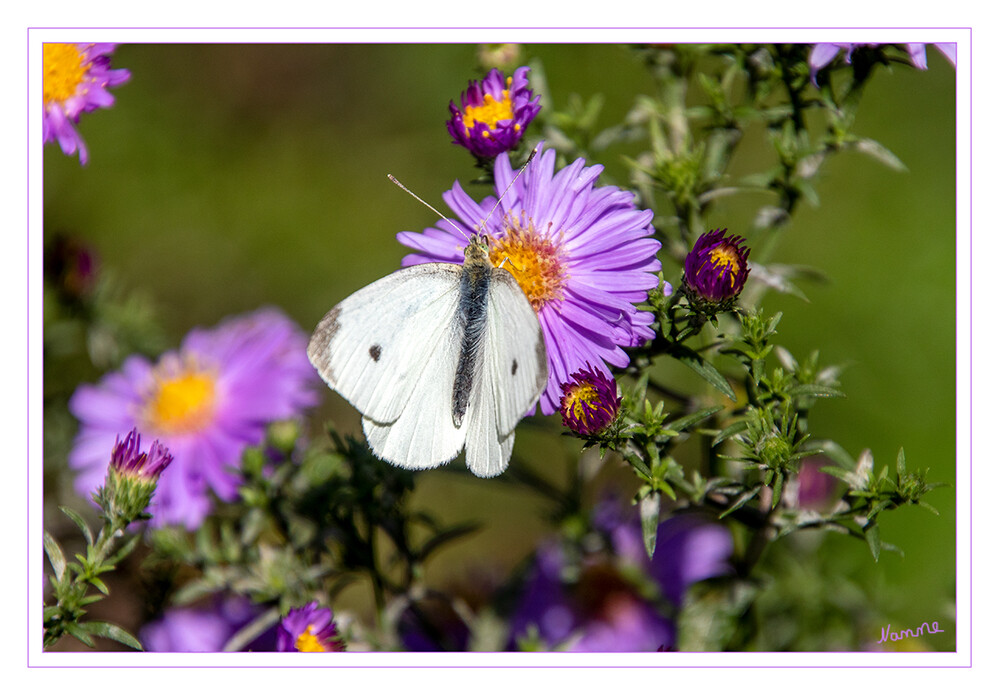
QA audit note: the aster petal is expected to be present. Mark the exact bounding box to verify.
[935,43,957,65]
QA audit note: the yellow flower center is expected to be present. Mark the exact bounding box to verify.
[709,245,742,288]
[566,383,600,419]
[462,77,515,137]
[143,359,217,435]
[43,43,87,105]
[489,216,567,312]
[295,627,327,652]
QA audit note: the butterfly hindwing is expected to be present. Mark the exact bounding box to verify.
[463,267,548,477]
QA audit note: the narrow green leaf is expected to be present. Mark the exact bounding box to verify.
[719,486,761,519]
[80,621,143,651]
[640,492,661,559]
[896,448,907,478]
[43,531,66,582]
[668,344,736,401]
[787,383,846,399]
[63,621,96,648]
[712,419,749,447]
[668,405,724,434]
[107,533,142,567]
[853,138,907,171]
[864,522,882,562]
[88,576,110,595]
[917,500,940,516]
[59,506,94,546]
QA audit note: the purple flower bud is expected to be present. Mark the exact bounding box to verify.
[559,364,621,435]
[683,228,750,303]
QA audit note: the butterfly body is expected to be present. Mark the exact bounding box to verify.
[308,234,547,477]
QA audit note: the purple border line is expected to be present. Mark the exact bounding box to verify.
[27,28,971,669]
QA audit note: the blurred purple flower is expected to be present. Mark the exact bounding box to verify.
[141,597,274,652]
[277,601,345,652]
[68,307,319,529]
[397,594,472,651]
[509,507,732,651]
[43,43,130,164]
[446,66,540,160]
[397,143,662,414]
[809,42,957,83]
[794,457,839,510]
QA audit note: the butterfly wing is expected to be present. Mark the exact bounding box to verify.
[463,267,548,477]
[308,263,464,425]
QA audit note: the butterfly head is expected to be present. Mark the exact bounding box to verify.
[464,233,493,268]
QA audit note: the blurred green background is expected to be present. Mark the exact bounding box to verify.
[43,43,956,649]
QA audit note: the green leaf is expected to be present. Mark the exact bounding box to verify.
[853,138,907,172]
[719,486,761,519]
[787,383,846,399]
[43,531,66,582]
[668,405,724,434]
[640,492,661,559]
[80,621,143,651]
[669,344,737,401]
[59,506,94,546]
[712,419,749,447]
[87,576,110,595]
[864,522,882,562]
[63,621,96,648]
[896,448,907,478]
[107,532,142,566]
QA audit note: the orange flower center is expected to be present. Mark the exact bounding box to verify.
[489,216,567,312]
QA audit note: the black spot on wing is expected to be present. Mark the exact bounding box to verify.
[369,344,382,362]
[511,359,518,376]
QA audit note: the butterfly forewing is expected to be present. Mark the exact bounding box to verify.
[308,263,464,424]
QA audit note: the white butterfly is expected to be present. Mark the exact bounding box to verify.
[307,233,548,477]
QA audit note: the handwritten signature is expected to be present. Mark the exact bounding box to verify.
[877,620,945,644]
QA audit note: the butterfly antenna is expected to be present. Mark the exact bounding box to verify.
[387,174,470,241]
[478,144,539,233]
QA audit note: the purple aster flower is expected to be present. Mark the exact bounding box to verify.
[141,597,275,652]
[559,363,621,435]
[446,66,541,160]
[43,43,130,164]
[683,228,750,305]
[509,507,732,651]
[277,601,345,652]
[68,307,319,529]
[397,143,663,414]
